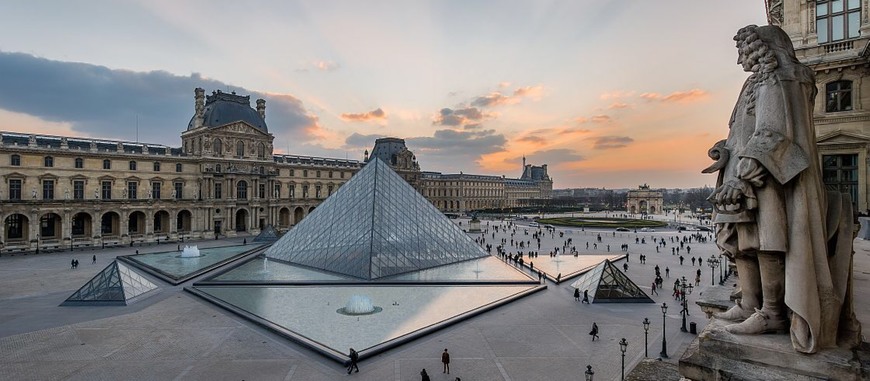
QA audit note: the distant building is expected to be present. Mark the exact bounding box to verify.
[769,2,870,211]
[368,140,554,213]
[626,184,663,215]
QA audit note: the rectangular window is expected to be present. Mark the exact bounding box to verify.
[129,161,137,171]
[101,181,112,200]
[152,182,161,199]
[214,183,222,199]
[127,182,137,200]
[153,162,161,171]
[43,180,54,200]
[103,159,111,169]
[175,163,182,172]
[9,179,21,200]
[73,180,84,200]
[329,171,333,178]
[10,155,20,166]
[817,0,861,43]
[826,81,853,112]
[822,154,859,208]
[174,182,183,199]
[259,183,266,199]
[289,169,295,176]
[44,156,53,167]
[316,171,321,178]
[303,170,308,177]
[75,158,83,169]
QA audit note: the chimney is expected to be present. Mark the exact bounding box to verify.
[256,98,266,119]
[194,88,205,129]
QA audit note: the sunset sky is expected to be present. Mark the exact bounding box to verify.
[0,1,767,188]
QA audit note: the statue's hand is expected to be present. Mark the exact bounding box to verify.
[737,158,766,187]
[708,179,757,210]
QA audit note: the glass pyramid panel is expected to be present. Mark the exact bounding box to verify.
[266,158,488,279]
[62,260,158,305]
[569,259,652,303]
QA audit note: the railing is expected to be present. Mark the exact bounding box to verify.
[824,40,854,53]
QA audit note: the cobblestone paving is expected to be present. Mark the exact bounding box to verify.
[0,216,867,381]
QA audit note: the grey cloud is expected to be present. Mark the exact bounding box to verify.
[591,136,633,149]
[343,132,387,149]
[433,107,490,127]
[0,51,322,146]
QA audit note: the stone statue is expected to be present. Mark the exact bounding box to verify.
[94,188,100,199]
[170,189,176,199]
[122,188,127,199]
[705,25,861,353]
[31,187,37,199]
[64,188,70,200]
[147,189,152,199]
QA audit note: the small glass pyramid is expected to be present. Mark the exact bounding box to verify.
[253,224,279,242]
[62,261,158,305]
[569,259,652,303]
[265,158,488,280]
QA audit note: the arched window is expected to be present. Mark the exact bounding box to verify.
[826,80,853,113]
[237,180,248,199]
[74,158,83,169]
[257,143,265,159]
[214,138,222,155]
[236,141,245,157]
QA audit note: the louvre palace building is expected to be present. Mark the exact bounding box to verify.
[0,88,552,253]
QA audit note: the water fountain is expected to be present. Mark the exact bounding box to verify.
[181,245,201,258]
[338,295,382,315]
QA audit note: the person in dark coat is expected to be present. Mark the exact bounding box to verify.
[589,322,599,341]
[420,368,430,381]
[347,348,359,374]
[582,290,590,304]
[441,348,450,374]
[573,288,580,301]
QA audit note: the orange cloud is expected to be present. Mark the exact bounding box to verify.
[471,85,544,107]
[640,89,708,103]
[608,102,632,109]
[589,135,633,149]
[340,108,387,122]
[517,135,548,145]
[574,115,612,124]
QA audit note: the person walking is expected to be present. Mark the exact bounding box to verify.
[441,349,450,374]
[347,348,359,374]
[574,288,580,301]
[651,281,658,295]
[92,254,96,264]
[582,289,590,304]
[589,322,599,341]
[420,369,430,381]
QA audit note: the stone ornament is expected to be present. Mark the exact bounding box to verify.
[706,24,862,354]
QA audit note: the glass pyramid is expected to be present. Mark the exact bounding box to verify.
[253,224,279,242]
[266,158,488,280]
[62,261,158,306]
[569,259,652,303]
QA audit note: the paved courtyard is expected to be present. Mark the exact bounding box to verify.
[0,213,868,380]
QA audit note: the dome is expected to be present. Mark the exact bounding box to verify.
[187,90,268,132]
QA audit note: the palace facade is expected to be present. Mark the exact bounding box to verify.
[769,1,870,212]
[0,89,552,252]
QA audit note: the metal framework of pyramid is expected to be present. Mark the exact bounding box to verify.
[265,158,488,280]
[61,260,159,306]
[569,259,653,303]
[253,224,279,242]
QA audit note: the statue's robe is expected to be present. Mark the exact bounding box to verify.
[714,62,861,353]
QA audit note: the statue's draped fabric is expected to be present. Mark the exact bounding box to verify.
[713,26,861,353]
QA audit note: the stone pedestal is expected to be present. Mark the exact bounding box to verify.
[680,319,869,380]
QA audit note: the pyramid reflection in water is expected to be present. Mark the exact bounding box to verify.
[265,158,488,280]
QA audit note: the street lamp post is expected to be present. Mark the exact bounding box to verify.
[619,338,628,381]
[642,317,650,358]
[718,253,726,285]
[660,303,668,358]
[680,278,688,332]
[584,365,594,381]
[707,255,719,286]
